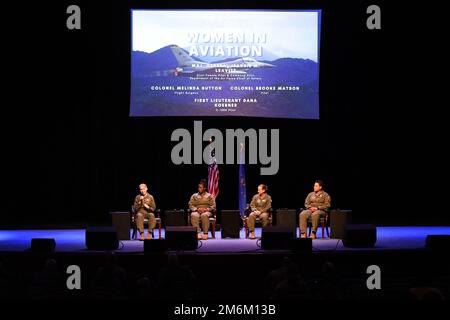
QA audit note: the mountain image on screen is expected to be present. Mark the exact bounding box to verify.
[131,46,319,119]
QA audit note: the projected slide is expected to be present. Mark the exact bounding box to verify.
[130,10,321,119]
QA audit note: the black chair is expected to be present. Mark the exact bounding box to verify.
[131,207,162,239]
[303,208,330,238]
[244,205,273,238]
[186,208,217,239]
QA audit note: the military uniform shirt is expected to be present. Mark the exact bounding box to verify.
[188,192,216,211]
[250,194,272,213]
[304,190,331,210]
[133,193,156,213]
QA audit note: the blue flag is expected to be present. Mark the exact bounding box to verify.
[238,143,247,217]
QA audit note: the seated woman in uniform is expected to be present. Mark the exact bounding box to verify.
[132,183,157,240]
[247,184,272,239]
[299,180,331,239]
[188,179,216,240]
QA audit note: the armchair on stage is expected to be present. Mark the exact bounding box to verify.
[130,207,162,240]
[187,208,217,239]
[243,205,273,238]
[301,207,331,238]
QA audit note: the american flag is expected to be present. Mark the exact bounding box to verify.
[208,148,220,198]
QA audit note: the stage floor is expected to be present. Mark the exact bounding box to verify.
[1,226,450,254]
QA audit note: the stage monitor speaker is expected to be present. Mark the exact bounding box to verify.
[85,226,119,250]
[276,209,297,238]
[426,235,450,251]
[144,239,168,253]
[330,209,352,239]
[110,211,131,240]
[165,226,198,250]
[31,238,56,253]
[221,210,241,238]
[261,227,295,250]
[290,238,312,253]
[343,224,377,248]
[164,210,186,226]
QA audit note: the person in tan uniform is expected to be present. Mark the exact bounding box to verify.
[133,183,156,240]
[188,179,216,240]
[247,184,272,239]
[299,180,331,239]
